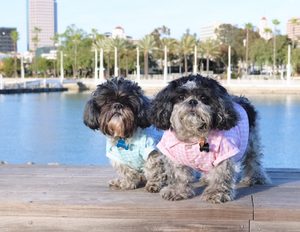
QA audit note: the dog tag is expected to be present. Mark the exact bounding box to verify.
[199,137,209,152]
[116,140,129,150]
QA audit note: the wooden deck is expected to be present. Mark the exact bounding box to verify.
[0,165,299,231]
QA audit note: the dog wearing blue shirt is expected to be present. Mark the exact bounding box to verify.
[83,77,165,192]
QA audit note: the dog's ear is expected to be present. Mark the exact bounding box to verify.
[137,95,152,129]
[151,83,175,130]
[211,85,239,130]
[83,97,100,130]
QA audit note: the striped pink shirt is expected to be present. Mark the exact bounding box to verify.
[157,103,249,175]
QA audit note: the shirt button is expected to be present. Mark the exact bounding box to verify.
[190,160,195,163]
[130,144,135,151]
[119,147,124,151]
[187,145,192,149]
[136,167,140,170]
[127,161,132,164]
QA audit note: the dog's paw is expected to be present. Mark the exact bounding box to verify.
[109,179,122,190]
[241,174,271,186]
[200,176,209,185]
[160,186,195,201]
[200,188,233,204]
[145,182,161,193]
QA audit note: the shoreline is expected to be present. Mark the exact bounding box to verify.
[60,83,300,95]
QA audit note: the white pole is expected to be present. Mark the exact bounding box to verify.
[60,51,64,81]
[287,45,291,85]
[0,73,3,90]
[21,55,25,80]
[227,46,231,85]
[99,48,104,82]
[136,47,140,84]
[95,49,98,83]
[164,45,167,84]
[114,47,118,76]
[193,45,198,74]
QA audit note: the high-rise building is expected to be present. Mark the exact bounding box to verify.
[27,0,58,51]
[287,17,300,43]
[200,22,237,41]
[200,22,222,41]
[0,27,17,53]
[257,17,272,41]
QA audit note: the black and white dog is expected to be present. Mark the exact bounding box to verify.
[151,74,270,203]
[83,77,164,192]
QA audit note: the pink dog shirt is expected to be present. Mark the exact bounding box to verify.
[157,103,249,175]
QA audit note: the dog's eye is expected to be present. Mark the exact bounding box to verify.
[178,95,185,101]
[200,96,209,103]
[105,100,110,104]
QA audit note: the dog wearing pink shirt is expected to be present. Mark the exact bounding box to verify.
[151,74,270,203]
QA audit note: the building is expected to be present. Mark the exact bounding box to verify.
[257,17,272,41]
[112,27,126,39]
[104,27,137,43]
[27,0,58,51]
[200,22,237,41]
[0,27,17,53]
[36,45,58,58]
[287,17,300,43]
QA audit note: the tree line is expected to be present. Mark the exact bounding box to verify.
[1,21,300,78]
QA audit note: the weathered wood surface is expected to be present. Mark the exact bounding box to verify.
[0,165,299,231]
[1,217,249,232]
[250,221,300,232]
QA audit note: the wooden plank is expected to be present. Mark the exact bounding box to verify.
[0,165,253,220]
[251,221,300,232]
[0,164,114,176]
[1,217,249,232]
[263,178,300,187]
[267,172,300,179]
[253,186,300,221]
[0,202,252,221]
[266,168,300,173]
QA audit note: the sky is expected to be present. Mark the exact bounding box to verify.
[1,0,300,53]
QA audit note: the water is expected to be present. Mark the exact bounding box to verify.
[0,92,299,168]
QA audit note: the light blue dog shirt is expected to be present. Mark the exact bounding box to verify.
[106,126,163,173]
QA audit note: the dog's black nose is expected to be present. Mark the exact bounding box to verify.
[113,103,123,110]
[189,99,198,106]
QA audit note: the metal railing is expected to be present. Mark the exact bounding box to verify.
[0,76,77,90]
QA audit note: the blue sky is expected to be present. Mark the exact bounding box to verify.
[1,0,300,53]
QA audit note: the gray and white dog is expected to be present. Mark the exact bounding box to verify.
[83,77,164,192]
[151,74,270,203]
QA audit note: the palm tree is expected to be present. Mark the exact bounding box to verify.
[137,35,157,79]
[32,27,42,77]
[291,19,299,49]
[73,33,82,78]
[245,23,254,75]
[198,39,219,76]
[161,37,178,74]
[90,29,99,77]
[123,40,134,78]
[10,30,20,78]
[50,32,59,77]
[93,38,113,78]
[264,28,272,43]
[111,37,126,76]
[178,34,196,75]
[272,19,280,75]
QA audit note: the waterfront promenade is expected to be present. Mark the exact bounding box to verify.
[1,164,300,231]
[2,76,300,95]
